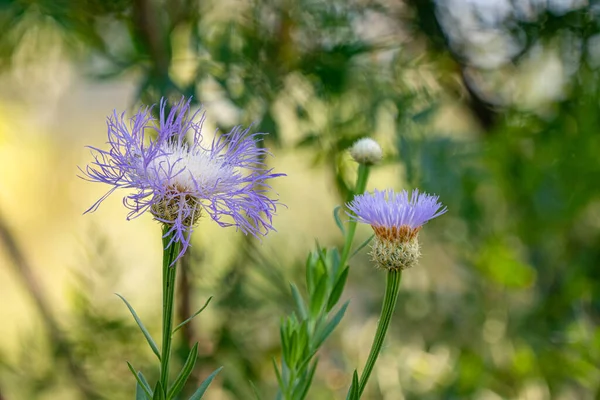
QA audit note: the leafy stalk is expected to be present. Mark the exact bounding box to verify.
[274,163,372,400]
[119,224,220,400]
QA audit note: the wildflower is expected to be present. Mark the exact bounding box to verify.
[349,138,383,165]
[81,97,284,259]
[347,189,446,270]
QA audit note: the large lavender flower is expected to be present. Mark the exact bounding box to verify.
[347,189,446,270]
[81,97,284,259]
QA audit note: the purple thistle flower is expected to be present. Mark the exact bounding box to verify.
[346,189,446,270]
[81,97,284,260]
[347,189,446,230]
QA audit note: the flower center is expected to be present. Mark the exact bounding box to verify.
[147,142,235,194]
[150,190,202,227]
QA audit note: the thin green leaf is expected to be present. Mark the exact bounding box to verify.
[172,296,213,334]
[288,330,298,365]
[136,372,152,400]
[138,372,152,392]
[295,350,318,379]
[315,301,349,348]
[126,362,152,399]
[280,321,292,363]
[308,245,327,297]
[296,358,319,400]
[315,246,328,279]
[167,342,199,399]
[309,275,328,317]
[329,248,342,279]
[152,381,165,400]
[290,284,307,320]
[136,382,147,400]
[347,370,360,400]
[136,372,151,400]
[305,252,316,295]
[116,293,161,361]
[189,366,223,400]
[350,234,375,259]
[296,321,309,361]
[272,358,284,390]
[326,267,349,312]
[333,206,346,235]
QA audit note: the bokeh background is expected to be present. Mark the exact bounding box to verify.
[1,0,600,399]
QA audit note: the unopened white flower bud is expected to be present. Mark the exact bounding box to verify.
[349,138,383,165]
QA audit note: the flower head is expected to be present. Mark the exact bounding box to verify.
[349,138,383,165]
[81,97,284,260]
[347,189,446,270]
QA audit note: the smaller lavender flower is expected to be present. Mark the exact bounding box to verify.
[81,97,284,260]
[347,188,446,270]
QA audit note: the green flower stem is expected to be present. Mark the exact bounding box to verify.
[159,225,181,395]
[357,269,402,397]
[340,164,370,267]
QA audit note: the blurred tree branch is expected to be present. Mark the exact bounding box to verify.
[404,0,499,131]
[0,210,100,400]
[132,0,172,97]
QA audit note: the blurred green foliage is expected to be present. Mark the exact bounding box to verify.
[2,0,600,399]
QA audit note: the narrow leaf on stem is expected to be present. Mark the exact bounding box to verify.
[189,367,224,400]
[152,381,165,400]
[296,358,319,400]
[315,301,349,349]
[272,358,285,390]
[126,362,153,399]
[137,372,152,400]
[309,275,328,317]
[290,283,307,320]
[116,294,161,361]
[333,206,346,235]
[167,342,199,399]
[348,370,360,400]
[172,296,213,334]
[136,381,148,400]
[350,234,374,259]
[326,267,349,312]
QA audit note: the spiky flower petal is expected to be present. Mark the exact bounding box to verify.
[81,97,284,260]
